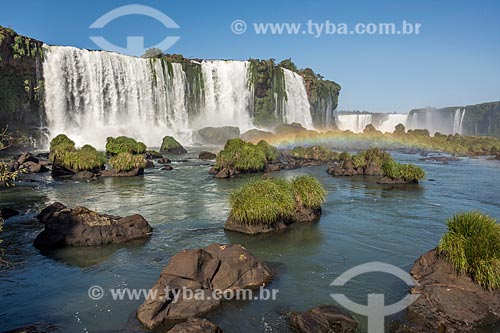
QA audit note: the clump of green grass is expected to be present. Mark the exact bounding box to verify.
[229,178,295,225]
[291,145,338,162]
[257,140,280,162]
[438,211,500,290]
[216,138,268,172]
[59,144,106,172]
[49,134,76,161]
[49,134,105,172]
[291,175,327,208]
[229,175,327,225]
[106,136,146,155]
[381,159,425,182]
[109,153,147,172]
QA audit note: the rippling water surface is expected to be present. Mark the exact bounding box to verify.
[1,152,499,332]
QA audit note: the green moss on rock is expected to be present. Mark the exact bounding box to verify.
[106,136,146,155]
[160,136,187,154]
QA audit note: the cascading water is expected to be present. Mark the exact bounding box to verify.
[281,68,313,128]
[452,108,466,134]
[42,46,317,148]
[193,60,253,131]
[377,114,409,133]
[43,45,192,148]
[335,114,373,132]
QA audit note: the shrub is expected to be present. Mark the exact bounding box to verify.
[438,212,500,290]
[0,163,18,187]
[291,175,327,208]
[216,138,267,172]
[256,140,280,162]
[109,153,147,172]
[106,136,146,155]
[229,178,295,225]
[229,175,327,225]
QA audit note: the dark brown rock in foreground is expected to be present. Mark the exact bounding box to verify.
[33,202,152,249]
[167,318,223,333]
[392,249,500,332]
[289,306,358,333]
[137,243,273,329]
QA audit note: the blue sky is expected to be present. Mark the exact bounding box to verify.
[1,0,499,113]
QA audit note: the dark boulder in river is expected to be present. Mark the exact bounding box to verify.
[198,151,217,160]
[137,243,273,329]
[33,202,152,249]
[289,306,358,333]
[392,248,500,332]
[167,318,223,333]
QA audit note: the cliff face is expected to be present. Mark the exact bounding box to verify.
[462,101,500,137]
[0,27,45,146]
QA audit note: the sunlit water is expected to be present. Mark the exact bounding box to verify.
[1,152,499,332]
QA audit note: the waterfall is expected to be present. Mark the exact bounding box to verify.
[282,68,313,128]
[452,108,466,134]
[378,114,409,133]
[335,114,373,133]
[43,45,192,148]
[193,60,253,131]
[42,46,317,148]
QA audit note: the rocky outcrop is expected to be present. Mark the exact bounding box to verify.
[33,202,152,249]
[0,27,46,149]
[240,129,275,143]
[289,306,357,333]
[198,151,217,160]
[100,168,144,177]
[72,171,97,181]
[194,127,240,146]
[214,167,237,179]
[7,152,49,174]
[161,136,187,154]
[137,244,273,329]
[167,318,223,333]
[393,249,500,332]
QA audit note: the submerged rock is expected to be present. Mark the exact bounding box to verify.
[161,165,174,171]
[137,243,273,329]
[393,249,500,332]
[194,126,240,145]
[0,207,20,220]
[2,323,60,333]
[158,157,172,164]
[100,168,144,177]
[72,171,97,181]
[167,318,223,333]
[33,202,152,249]
[289,306,358,333]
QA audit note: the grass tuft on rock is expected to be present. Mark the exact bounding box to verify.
[229,175,327,225]
[438,211,500,290]
[257,140,280,162]
[49,134,76,161]
[229,178,295,225]
[106,136,146,155]
[216,138,268,172]
[49,134,105,172]
[109,153,147,172]
[291,175,327,208]
[381,159,425,182]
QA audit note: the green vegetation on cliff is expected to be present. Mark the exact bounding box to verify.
[106,136,146,155]
[438,212,500,290]
[109,153,147,172]
[229,176,326,225]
